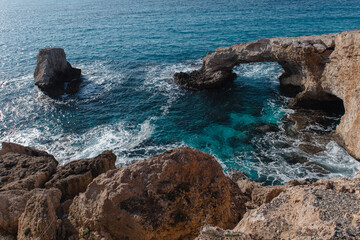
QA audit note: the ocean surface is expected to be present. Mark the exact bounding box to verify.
[1,0,360,185]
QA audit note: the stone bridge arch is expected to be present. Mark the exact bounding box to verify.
[174,30,360,159]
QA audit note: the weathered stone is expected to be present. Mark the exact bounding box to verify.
[321,31,360,159]
[195,225,250,240]
[69,147,247,240]
[0,190,30,235]
[34,48,81,96]
[0,143,58,191]
[0,230,16,240]
[17,188,62,240]
[45,151,116,201]
[174,30,360,159]
[0,142,53,157]
[234,177,360,239]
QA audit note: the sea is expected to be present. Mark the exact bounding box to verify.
[1,0,360,185]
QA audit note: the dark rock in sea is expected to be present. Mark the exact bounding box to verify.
[45,150,116,201]
[0,143,58,191]
[299,143,325,155]
[34,48,81,96]
[254,123,279,134]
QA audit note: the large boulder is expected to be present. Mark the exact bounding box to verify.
[234,177,360,239]
[0,143,58,191]
[45,150,116,201]
[69,147,247,240]
[34,48,81,96]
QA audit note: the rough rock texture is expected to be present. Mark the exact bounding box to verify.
[195,225,250,240]
[234,177,360,240]
[45,150,116,200]
[0,143,58,191]
[0,142,53,157]
[34,48,81,96]
[174,32,336,92]
[69,147,247,240]
[0,190,31,235]
[174,30,360,159]
[17,188,62,240]
[321,31,360,159]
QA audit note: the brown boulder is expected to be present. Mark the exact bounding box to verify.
[69,147,246,240]
[234,177,360,239]
[17,188,62,240]
[0,143,58,191]
[45,150,116,200]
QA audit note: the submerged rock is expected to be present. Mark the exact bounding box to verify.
[34,48,81,96]
[69,147,247,240]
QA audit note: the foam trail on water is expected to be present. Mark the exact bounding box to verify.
[142,59,202,116]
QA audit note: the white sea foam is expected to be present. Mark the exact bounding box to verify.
[0,118,159,165]
[141,59,201,116]
[233,62,283,82]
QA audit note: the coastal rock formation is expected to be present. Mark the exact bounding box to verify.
[34,48,81,96]
[234,177,360,239]
[45,150,116,200]
[17,188,62,240]
[0,143,58,191]
[0,190,32,235]
[174,30,360,159]
[196,177,360,240]
[321,31,360,160]
[0,142,117,239]
[69,147,247,240]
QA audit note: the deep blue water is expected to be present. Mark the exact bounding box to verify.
[1,0,360,184]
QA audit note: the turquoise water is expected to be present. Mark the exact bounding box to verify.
[1,0,360,184]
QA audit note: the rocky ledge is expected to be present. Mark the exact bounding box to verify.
[34,48,82,96]
[174,30,360,160]
[1,142,359,239]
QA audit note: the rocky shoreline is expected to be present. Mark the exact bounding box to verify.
[0,142,359,239]
[1,30,359,239]
[174,30,360,161]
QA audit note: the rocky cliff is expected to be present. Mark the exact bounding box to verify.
[174,30,360,159]
[1,143,359,239]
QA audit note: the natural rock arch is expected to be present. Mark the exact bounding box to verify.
[174,30,360,160]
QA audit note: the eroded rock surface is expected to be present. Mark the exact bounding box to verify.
[0,190,31,235]
[321,31,360,159]
[17,188,62,240]
[69,147,247,240]
[0,143,58,191]
[45,150,116,200]
[234,177,360,240]
[174,30,360,159]
[34,48,81,96]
